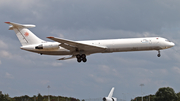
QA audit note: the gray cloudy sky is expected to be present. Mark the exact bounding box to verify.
[1,0,180,100]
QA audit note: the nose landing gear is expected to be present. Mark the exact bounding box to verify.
[76,54,87,63]
[157,50,161,57]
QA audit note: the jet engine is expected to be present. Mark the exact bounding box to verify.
[103,97,117,101]
[35,43,59,50]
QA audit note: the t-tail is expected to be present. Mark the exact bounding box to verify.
[103,87,117,101]
[5,22,44,46]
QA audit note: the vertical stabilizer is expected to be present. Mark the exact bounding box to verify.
[103,87,117,101]
[108,87,114,98]
[5,22,44,46]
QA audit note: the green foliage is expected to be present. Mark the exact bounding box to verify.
[37,93,43,101]
[154,87,178,101]
[132,87,180,101]
[0,92,80,101]
[177,92,180,101]
[0,94,5,101]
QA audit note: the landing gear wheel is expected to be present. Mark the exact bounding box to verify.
[81,54,86,58]
[77,58,81,63]
[82,58,87,62]
[76,54,87,63]
[76,54,81,59]
[157,54,161,57]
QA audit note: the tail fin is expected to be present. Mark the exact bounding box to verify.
[5,22,44,46]
[108,87,114,98]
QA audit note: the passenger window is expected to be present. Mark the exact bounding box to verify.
[141,39,148,43]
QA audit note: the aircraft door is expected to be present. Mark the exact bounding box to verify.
[153,38,159,44]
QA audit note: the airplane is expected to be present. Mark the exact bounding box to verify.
[103,87,117,101]
[5,22,175,63]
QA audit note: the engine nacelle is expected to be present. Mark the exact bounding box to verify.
[103,97,117,101]
[35,43,60,50]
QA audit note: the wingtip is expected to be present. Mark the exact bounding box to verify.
[47,36,54,39]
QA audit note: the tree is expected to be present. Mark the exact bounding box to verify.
[154,87,178,101]
[37,93,43,101]
[177,92,180,101]
[0,94,5,101]
[4,93,10,101]
[33,95,37,101]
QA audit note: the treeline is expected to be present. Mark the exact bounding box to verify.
[132,87,180,101]
[0,93,80,101]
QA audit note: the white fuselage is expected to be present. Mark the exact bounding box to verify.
[21,37,175,55]
[5,22,175,62]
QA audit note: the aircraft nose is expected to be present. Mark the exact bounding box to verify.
[169,42,175,47]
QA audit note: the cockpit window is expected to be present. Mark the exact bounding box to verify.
[165,39,171,42]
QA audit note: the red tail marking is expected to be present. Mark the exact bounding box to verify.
[5,22,10,24]
[24,32,29,37]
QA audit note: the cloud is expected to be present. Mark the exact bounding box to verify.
[0,40,8,49]
[5,72,14,79]
[98,65,110,73]
[153,80,169,87]
[0,50,12,59]
[52,62,63,67]
[32,11,42,20]
[89,74,108,83]
[0,0,40,9]
[40,80,50,85]
[98,65,120,77]
[172,67,180,74]
[50,29,65,38]
[160,69,168,74]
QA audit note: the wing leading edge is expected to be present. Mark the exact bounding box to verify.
[47,37,107,52]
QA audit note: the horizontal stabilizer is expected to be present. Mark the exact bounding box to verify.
[5,22,35,30]
[58,55,76,60]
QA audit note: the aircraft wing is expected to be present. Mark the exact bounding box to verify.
[47,37,106,52]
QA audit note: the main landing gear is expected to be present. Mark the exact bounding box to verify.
[76,54,87,63]
[157,50,161,57]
